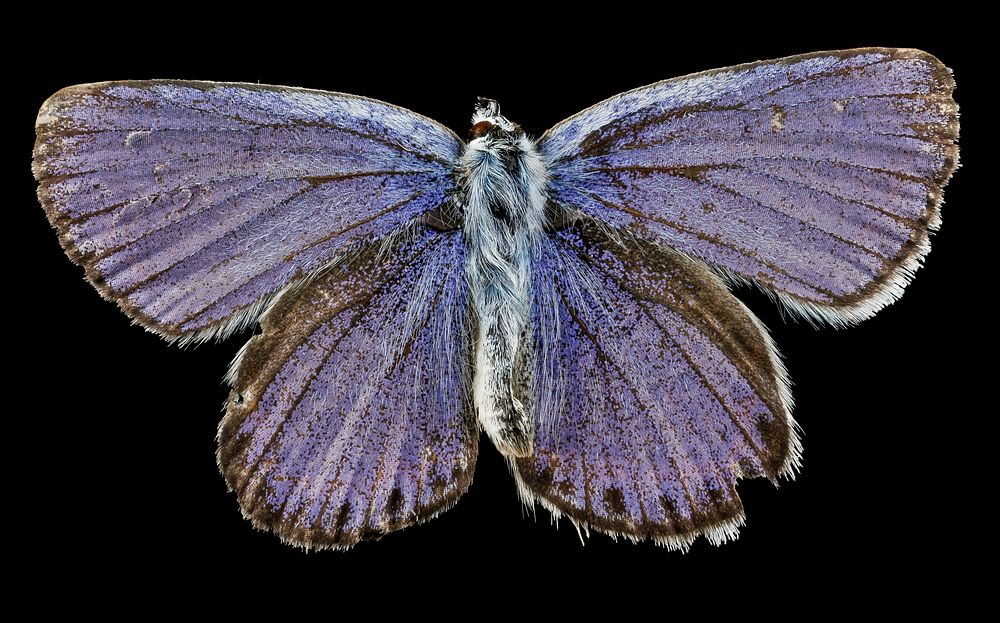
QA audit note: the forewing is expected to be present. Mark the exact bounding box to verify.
[33,80,462,340]
[515,220,798,549]
[541,48,959,325]
[218,227,474,549]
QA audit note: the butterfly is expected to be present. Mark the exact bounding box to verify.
[32,48,959,551]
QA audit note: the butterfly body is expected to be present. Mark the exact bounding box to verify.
[33,48,959,550]
[460,98,547,458]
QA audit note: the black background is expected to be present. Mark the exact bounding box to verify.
[18,15,976,594]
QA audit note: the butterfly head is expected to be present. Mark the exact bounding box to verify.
[469,98,520,141]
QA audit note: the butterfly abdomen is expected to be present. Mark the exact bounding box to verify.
[459,103,547,457]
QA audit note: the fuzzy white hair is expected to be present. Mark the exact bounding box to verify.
[460,102,547,457]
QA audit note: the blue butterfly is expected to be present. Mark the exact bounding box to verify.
[34,48,958,550]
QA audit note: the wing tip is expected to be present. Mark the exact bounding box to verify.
[32,84,186,340]
[885,47,954,77]
[36,82,117,129]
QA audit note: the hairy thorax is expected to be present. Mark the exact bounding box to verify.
[457,100,548,457]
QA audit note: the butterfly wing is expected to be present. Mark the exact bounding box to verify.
[218,227,474,549]
[515,220,797,548]
[33,80,461,341]
[540,48,959,325]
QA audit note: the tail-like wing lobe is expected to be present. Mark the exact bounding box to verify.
[515,220,798,549]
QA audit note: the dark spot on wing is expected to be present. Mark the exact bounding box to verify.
[603,487,627,515]
[386,488,403,517]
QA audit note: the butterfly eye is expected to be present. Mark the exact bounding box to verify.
[470,120,494,139]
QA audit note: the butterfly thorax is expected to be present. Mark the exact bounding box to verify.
[459,99,547,457]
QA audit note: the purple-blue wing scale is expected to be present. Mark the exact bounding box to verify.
[33,80,461,341]
[218,228,475,548]
[541,48,959,325]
